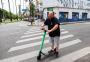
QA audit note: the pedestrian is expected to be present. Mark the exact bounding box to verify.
[41,12,60,57]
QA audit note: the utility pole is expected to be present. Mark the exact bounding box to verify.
[8,0,12,22]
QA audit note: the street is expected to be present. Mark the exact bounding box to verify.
[0,21,90,62]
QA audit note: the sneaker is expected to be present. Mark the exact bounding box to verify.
[54,48,59,57]
[55,52,59,57]
[54,48,56,52]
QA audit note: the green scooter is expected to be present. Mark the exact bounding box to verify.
[37,29,58,60]
[37,30,47,60]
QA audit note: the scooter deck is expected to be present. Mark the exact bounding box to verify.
[37,51,57,60]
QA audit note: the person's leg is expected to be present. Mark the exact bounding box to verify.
[49,37,54,50]
[54,36,60,52]
[48,37,55,53]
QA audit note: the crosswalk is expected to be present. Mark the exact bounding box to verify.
[0,27,90,62]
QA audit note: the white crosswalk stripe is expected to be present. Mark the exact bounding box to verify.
[16,34,74,43]
[8,35,75,52]
[24,31,42,35]
[0,28,88,62]
[1,39,82,62]
[27,29,65,33]
[21,31,69,38]
[50,47,90,62]
[24,29,65,35]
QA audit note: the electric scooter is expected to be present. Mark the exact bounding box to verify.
[37,30,47,60]
[37,30,58,60]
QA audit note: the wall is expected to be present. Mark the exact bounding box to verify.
[43,7,90,22]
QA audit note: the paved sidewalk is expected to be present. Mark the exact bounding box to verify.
[60,21,90,25]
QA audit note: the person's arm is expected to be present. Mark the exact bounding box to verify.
[48,24,58,33]
[40,22,45,30]
[51,24,58,31]
[40,20,47,30]
[48,18,60,33]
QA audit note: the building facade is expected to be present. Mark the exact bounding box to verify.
[42,0,90,22]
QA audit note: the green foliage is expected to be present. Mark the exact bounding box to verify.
[30,3,35,17]
[0,8,19,19]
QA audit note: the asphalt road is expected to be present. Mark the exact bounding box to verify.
[0,21,90,62]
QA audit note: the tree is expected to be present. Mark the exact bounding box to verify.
[29,3,35,25]
[0,8,19,21]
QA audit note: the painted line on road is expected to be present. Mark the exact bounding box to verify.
[10,32,21,35]
[50,47,90,62]
[1,39,82,62]
[27,29,41,32]
[27,29,65,32]
[8,40,49,52]
[16,34,74,43]
[9,38,80,52]
[16,35,48,43]
[9,34,74,52]
[21,31,69,38]
[24,29,65,35]
[24,31,42,35]
[21,32,43,38]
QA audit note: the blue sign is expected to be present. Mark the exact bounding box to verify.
[22,9,27,11]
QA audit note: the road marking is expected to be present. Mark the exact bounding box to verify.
[60,29,65,31]
[83,22,90,24]
[50,47,90,62]
[24,31,42,35]
[1,39,81,62]
[21,32,43,38]
[24,29,65,35]
[21,31,69,38]
[16,34,74,43]
[27,29,41,32]
[9,34,73,52]
[8,39,80,52]
[27,29,65,32]
[8,40,49,52]
[61,31,69,35]
[28,28,40,31]
[10,32,21,35]
[16,35,48,43]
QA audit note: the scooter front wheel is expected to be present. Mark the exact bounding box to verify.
[37,53,41,60]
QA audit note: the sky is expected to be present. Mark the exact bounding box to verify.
[0,0,89,14]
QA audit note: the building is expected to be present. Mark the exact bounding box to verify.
[42,0,90,22]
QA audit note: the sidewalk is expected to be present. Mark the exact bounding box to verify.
[60,21,90,25]
[1,20,89,27]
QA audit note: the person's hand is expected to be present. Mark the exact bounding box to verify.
[47,30,52,33]
[40,27,45,30]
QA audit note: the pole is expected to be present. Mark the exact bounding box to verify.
[8,0,12,22]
